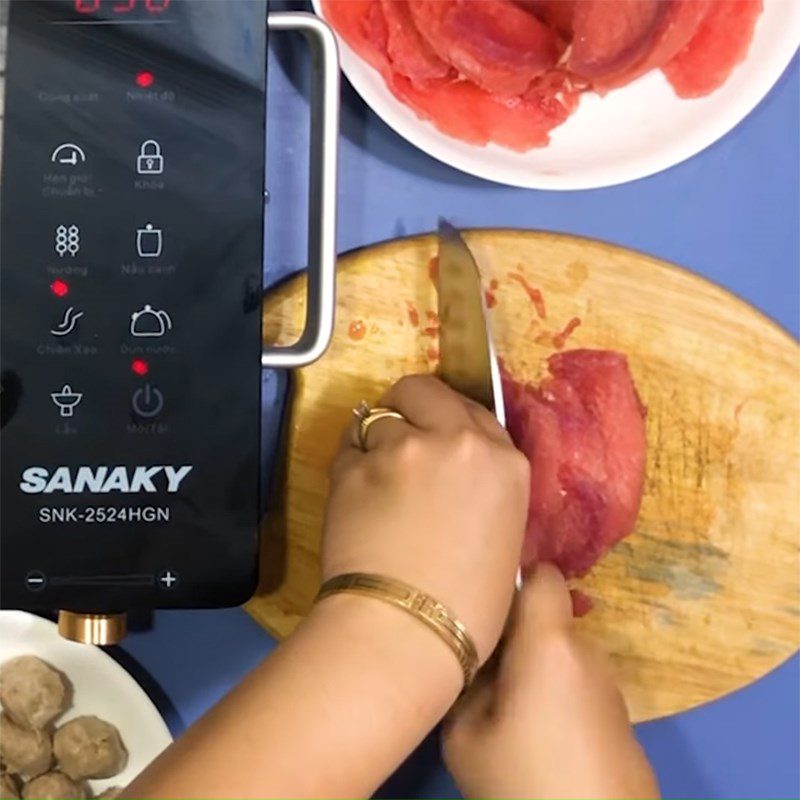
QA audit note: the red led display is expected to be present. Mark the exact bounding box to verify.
[75,0,171,15]
[131,358,149,376]
[50,279,69,297]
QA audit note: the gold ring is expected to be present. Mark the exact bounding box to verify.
[352,401,406,451]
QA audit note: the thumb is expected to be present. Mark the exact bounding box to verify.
[442,661,495,736]
[501,563,573,674]
[510,563,573,637]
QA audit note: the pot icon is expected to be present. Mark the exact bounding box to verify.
[130,304,172,338]
[136,223,162,258]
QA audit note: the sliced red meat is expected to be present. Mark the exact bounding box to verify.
[407,0,563,96]
[380,0,453,88]
[321,0,391,74]
[323,0,579,151]
[503,350,647,577]
[569,0,710,90]
[391,69,580,151]
[569,0,666,82]
[519,0,577,38]
[570,588,594,617]
[663,0,763,98]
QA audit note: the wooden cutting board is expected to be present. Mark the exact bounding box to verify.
[246,230,800,723]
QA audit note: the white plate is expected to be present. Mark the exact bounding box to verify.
[0,611,172,796]
[314,0,800,189]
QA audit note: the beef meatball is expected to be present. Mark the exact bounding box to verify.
[0,715,51,778]
[0,772,20,800]
[0,658,67,731]
[21,772,83,800]
[53,717,126,780]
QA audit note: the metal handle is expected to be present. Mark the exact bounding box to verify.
[262,12,339,368]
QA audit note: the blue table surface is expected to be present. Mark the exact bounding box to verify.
[122,24,800,800]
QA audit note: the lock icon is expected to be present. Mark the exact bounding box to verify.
[136,139,164,175]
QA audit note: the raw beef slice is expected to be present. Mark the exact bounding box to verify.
[323,0,579,151]
[408,0,563,96]
[569,0,710,90]
[379,0,453,88]
[321,0,392,75]
[662,0,763,98]
[569,0,667,83]
[503,350,647,577]
[519,0,577,38]
[390,70,580,151]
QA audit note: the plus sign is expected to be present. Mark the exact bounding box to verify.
[159,570,177,588]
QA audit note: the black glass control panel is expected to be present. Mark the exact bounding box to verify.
[1,0,268,612]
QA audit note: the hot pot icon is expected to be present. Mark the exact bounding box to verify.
[51,384,83,417]
[130,304,172,338]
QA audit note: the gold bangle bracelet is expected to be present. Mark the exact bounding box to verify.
[315,572,479,688]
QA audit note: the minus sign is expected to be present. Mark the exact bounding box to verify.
[27,578,44,583]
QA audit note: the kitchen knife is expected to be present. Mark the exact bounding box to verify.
[436,220,506,427]
[437,221,520,590]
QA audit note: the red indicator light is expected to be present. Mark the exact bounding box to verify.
[50,279,69,297]
[136,70,155,88]
[131,358,149,376]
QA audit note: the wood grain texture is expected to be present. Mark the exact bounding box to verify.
[246,230,800,723]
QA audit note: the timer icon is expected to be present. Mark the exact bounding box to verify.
[50,142,86,166]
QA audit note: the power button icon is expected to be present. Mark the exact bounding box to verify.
[132,383,164,419]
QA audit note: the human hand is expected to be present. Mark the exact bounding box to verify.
[320,375,530,664]
[443,564,659,799]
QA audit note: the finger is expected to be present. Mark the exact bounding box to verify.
[494,564,574,695]
[353,411,415,451]
[328,444,362,483]
[333,403,416,456]
[381,375,474,432]
[508,563,573,642]
[444,642,504,732]
[462,398,512,446]
[443,663,496,737]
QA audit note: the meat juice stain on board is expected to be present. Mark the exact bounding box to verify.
[565,260,589,292]
[428,256,439,284]
[348,320,366,341]
[484,278,500,309]
[553,317,582,349]
[509,272,547,319]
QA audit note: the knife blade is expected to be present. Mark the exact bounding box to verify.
[436,220,505,427]
[436,221,519,590]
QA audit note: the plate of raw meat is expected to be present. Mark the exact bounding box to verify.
[316,0,800,189]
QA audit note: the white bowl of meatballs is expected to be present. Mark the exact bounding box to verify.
[0,611,172,799]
